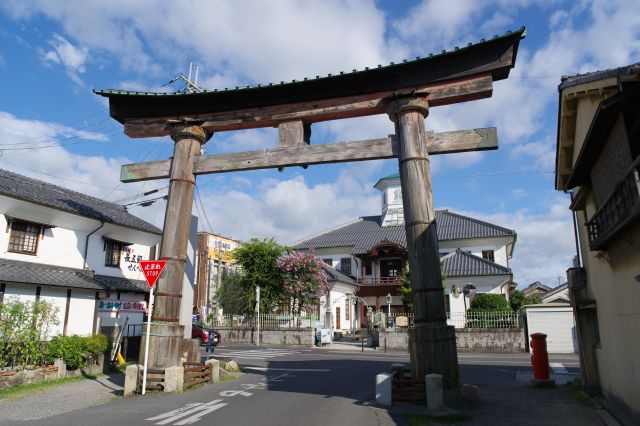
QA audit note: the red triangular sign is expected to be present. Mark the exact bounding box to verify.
[139,260,167,289]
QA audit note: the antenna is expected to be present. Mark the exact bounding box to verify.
[161,63,204,93]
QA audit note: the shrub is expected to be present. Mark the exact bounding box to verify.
[83,334,109,359]
[46,335,87,370]
[0,298,59,368]
[469,293,510,312]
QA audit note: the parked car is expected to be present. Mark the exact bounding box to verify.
[191,322,220,346]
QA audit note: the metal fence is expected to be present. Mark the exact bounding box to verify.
[381,311,520,329]
[209,313,319,329]
[447,311,520,329]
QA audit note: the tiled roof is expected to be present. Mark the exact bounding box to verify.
[321,263,356,285]
[558,62,640,91]
[292,211,515,254]
[0,259,103,290]
[95,28,525,98]
[441,249,511,277]
[93,275,149,293]
[522,281,552,294]
[0,168,161,235]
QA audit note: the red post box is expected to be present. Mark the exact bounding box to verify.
[530,332,550,381]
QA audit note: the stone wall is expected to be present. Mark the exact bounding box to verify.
[216,327,315,347]
[379,328,525,352]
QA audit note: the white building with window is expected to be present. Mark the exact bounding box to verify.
[0,168,162,338]
[292,173,517,331]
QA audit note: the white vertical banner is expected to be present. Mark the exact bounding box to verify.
[255,286,260,347]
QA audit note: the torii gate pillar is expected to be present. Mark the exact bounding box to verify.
[142,123,210,369]
[388,95,460,392]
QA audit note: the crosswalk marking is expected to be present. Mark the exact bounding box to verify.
[550,362,569,374]
[213,348,307,360]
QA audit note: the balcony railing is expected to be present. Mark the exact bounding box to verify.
[357,277,402,285]
[586,157,640,251]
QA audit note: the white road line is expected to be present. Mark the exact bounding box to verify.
[147,400,222,425]
[550,362,569,374]
[244,367,330,372]
[173,403,227,425]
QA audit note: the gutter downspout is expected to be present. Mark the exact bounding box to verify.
[83,222,104,271]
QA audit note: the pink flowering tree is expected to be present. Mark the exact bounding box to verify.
[276,251,329,316]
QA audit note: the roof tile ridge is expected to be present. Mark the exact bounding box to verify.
[290,217,366,246]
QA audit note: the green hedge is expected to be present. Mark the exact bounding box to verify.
[46,334,110,370]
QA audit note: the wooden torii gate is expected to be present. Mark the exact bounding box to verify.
[96,28,525,393]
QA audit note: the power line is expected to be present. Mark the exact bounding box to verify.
[195,185,214,233]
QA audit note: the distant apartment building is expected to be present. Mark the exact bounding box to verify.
[194,232,241,318]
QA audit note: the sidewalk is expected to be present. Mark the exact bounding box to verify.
[0,372,124,423]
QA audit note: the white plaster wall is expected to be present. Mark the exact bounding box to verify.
[39,287,67,337]
[3,283,38,302]
[180,215,198,338]
[66,289,96,336]
[1,215,85,268]
[87,237,152,280]
[439,237,513,268]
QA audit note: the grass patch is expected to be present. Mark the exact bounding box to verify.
[406,412,471,425]
[567,383,594,407]
[219,373,240,382]
[0,376,87,400]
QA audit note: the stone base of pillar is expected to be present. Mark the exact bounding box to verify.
[124,364,140,396]
[205,359,220,383]
[409,324,459,392]
[164,366,184,393]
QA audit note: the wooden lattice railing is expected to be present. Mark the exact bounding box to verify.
[586,157,640,250]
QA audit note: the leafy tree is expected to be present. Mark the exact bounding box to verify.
[398,264,447,313]
[232,238,287,312]
[468,293,510,312]
[276,251,329,315]
[218,273,248,314]
[509,290,542,312]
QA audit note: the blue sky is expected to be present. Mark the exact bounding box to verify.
[0,0,638,286]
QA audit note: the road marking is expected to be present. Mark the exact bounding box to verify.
[146,400,226,425]
[550,362,569,374]
[244,367,330,372]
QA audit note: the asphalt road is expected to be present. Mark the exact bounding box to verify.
[8,346,582,426]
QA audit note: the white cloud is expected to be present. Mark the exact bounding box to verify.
[452,195,576,286]
[0,111,158,207]
[195,168,382,244]
[39,34,89,85]
[2,0,392,85]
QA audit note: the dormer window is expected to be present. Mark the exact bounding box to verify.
[8,220,42,255]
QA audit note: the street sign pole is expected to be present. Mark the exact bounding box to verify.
[139,260,167,396]
[142,288,154,395]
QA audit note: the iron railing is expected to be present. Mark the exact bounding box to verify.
[447,311,520,329]
[357,277,402,285]
[381,311,519,329]
[586,156,640,250]
[210,313,319,329]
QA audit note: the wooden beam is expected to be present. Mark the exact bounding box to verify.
[123,75,493,137]
[120,127,497,182]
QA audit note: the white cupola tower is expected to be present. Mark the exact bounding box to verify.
[374,173,404,227]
